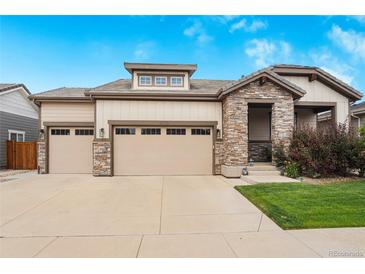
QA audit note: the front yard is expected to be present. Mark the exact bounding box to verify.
[235,181,365,229]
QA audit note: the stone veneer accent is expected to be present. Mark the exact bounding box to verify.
[248,142,272,162]
[37,141,46,174]
[222,80,294,176]
[93,140,112,176]
[214,139,223,174]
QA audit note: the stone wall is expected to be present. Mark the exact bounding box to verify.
[37,141,46,174]
[93,140,112,176]
[248,142,272,162]
[222,80,294,171]
[214,139,223,174]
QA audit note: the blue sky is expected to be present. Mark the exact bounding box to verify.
[0,16,364,100]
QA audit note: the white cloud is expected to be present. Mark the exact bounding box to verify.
[183,21,202,37]
[183,20,213,45]
[229,19,247,33]
[328,25,365,60]
[197,33,213,44]
[133,41,155,60]
[229,18,267,33]
[309,50,354,84]
[212,15,240,25]
[245,39,291,68]
[245,20,268,32]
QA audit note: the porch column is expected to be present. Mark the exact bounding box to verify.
[221,95,248,177]
[271,100,294,155]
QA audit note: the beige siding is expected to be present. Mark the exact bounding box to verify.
[41,102,94,128]
[96,100,222,138]
[359,114,365,127]
[296,109,317,129]
[283,76,349,124]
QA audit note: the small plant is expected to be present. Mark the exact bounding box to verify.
[273,143,288,168]
[285,161,300,178]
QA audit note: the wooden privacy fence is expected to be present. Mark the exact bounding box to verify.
[7,140,37,170]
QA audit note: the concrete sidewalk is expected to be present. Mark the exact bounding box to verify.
[0,174,363,258]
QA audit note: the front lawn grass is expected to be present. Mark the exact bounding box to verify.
[235,181,365,229]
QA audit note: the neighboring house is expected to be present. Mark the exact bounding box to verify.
[351,101,365,129]
[29,63,362,178]
[0,84,39,168]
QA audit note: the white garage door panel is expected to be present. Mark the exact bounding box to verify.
[114,127,213,176]
[49,128,93,174]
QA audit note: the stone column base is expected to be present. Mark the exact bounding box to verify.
[221,165,244,178]
[37,141,47,174]
[93,140,112,176]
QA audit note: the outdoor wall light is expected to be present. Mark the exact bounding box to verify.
[39,129,45,140]
[99,128,105,138]
[216,129,221,138]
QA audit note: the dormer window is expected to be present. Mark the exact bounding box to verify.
[155,76,167,86]
[171,76,183,87]
[139,75,152,86]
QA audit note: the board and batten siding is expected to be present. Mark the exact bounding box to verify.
[96,100,222,138]
[283,76,350,124]
[40,102,94,128]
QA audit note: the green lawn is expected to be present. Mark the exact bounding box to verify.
[235,181,365,230]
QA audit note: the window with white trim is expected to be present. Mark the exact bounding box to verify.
[8,130,25,142]
[139,75,152,86]
[155,76,167,86]
[170,76,183,87]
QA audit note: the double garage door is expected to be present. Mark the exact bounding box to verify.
[113,126,213,175]
[48,125,213,175]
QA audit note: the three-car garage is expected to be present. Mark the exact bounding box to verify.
[47,124,215,176]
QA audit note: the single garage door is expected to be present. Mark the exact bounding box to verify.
[114,126,213,175]
[49,127,94,174]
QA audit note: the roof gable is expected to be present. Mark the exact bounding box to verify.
[272,65,362,101]
[218,69,306,99]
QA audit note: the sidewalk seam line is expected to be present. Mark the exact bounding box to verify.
[32,237,59,258]
[136,235,144,258]
[0,190,66,228]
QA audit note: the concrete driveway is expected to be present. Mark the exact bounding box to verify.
[0,174,364,258]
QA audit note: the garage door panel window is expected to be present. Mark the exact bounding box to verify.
[191,128,210,135]
[75,129,94,136]
[51,129,70,135]
[166,128,186,135]
[116,128,136,135]
[141,128,161,135]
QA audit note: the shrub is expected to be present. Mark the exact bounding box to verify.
[288,124,365,178]
[273,143,288,168]
[285,161,300,178]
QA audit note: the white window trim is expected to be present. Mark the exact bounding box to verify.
[139,75,152,86]
[155,76,167,86]
[8,129,25,142]
[170,76,183,87]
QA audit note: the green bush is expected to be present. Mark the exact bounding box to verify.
[285,162,300,178]
[273,143,288,168]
